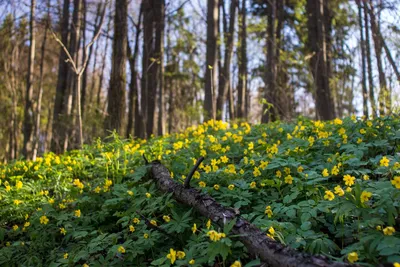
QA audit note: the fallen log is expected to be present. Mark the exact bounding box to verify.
[148,161,354,267]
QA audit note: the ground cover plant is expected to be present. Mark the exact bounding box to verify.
[0,115,400,267]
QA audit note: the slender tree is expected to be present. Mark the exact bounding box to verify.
[156,0,165,136]
[204,0,219,120]
[356,0,369,117]
[22,0,36,159]
[216,0,236,120]
[237,0,247,119]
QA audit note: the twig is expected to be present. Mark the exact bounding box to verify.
[135,210,174,238]
[184,156,204,188]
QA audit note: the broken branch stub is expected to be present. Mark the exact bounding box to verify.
[149,161,354,267]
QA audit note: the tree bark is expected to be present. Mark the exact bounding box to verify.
[105,0,128,135]
[156,0,166,136]
[204,0,219,120]
[306,0,335,120]
[127,2,143,138]
[363,2,376,118]
[237,0,247,119]
[356,0,369,117]
[147,161,352,267]
[23,0,36,159]
[32,11,49,160]
[262,0,277,123]
[216,0,236,121]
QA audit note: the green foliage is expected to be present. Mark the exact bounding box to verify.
[0,115,400,266]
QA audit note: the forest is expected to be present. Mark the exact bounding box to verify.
[0,0,400,266]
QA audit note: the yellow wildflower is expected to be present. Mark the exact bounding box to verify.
[206,219,211,229]
[199,181,206,188]
[40,215,49,225]
[64,253,68,259]
[74,209,81,218]
[163,215,171,223]
[380,156,390,167]
[214,184,220,190]
[347,252,358,263]
[133,218,140,224]
[343,174,355,186]
[189,259,195,265]
[144,233,149,239]
[13,225,18,231]
[177,251,185,259]
[250,181,257,188]
[15,180,23,189]
[129,225,135,232]
[146,192,151,198]
[228,184,235,190]
[284,175,293,184]
[60,227,67,235]
[391,176,400,189]
[324,190,335,201]
[192,223,197,234]
[167,248,177,264]
[265,206,273,218]
[383,226,396,236]
[230,261,242,267]
[322,169,329,177]
[334,185,344,196]
[127,190,134,196]
[360,191,372,203]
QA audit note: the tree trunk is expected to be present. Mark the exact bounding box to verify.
[363,2,376,118]
[156,0,165,136]
[216,0,236,121]
[204,0,218,120]
[237,0,247,119]
[105,0,128,135]
[81,0,87,118]
[32,12,49,160]
[262,0,277,123]
[356,0,369,117]
[306,0,335,120]
[51,0,70,153]
[367,1,389,115]
[127,3,143,138]
[23,0,36,159]
[147,161,352,267]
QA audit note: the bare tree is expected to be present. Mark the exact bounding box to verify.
[237,0,247,119]
[52,1,107,147]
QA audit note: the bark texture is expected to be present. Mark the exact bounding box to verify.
[148,161,354,267]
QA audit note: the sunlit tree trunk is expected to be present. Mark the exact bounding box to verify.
[237,0,247,119]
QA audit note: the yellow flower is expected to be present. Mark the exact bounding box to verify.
[324,190,335,201]
[5,185,11,192]
[94,186,101,193]
[220,155,229,163]
[297,166,304,173]
[206,219,211,229]
[250,181,257,188]
[163,215,171,223]
[360,191,372,203]
[129,225,135,232]
[214,184,220,190]
[117,246,126,253]
[343,174,355,187]
[73,179,84,189]
[383,226,396,236]
[144,233,149,239]
[248,142,254,150]
[40,215,49,225]
[391,176,400,189]
[60,227,67,235]
[331,165,339,175]
[15,180,23,189]
[146,192,151,198]
[177,251,185,259]
[322,169,329,177]
[127,190,134,196]
[13,225,18,231]
[394,263,400,267]
[264,206,273,218]
[193,171,200,179]
[228,184,235,190]
[347,252,358,263]
[268,227,275,236]
[376,225,382,231]
[64,253,68,259]
[363,174,369,181]
[192,223,197,234]
[230,261,242,267]
[24,222,30,228]
[207,230,225,242]
[167,248,177,264]
[359,128,366,134]
[104,179,112,187]
[334,118,343,125]
[13,199,22,206]
[83,263,89,267]
[189,259,195,265]
[275,170,282,178]
[199,181,206,188]
[284,175,293,184]
[133,218,140,224]
[334,185,344,196]
[150,220,157,226]
[253,167,261,177]
[74,209,81,218]
[380,156,390,167]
